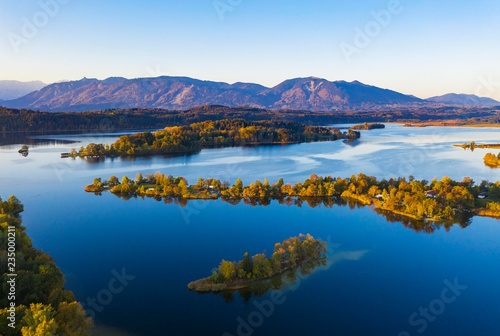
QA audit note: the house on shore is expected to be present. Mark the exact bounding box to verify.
[425,190,438,198]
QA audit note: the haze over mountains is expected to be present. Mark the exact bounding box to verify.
[427,93,500,107]
[1,77,498,112]
[0,80,46,100]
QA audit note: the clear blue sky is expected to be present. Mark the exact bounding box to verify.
[1,0,500,99]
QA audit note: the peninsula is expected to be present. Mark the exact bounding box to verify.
[85,173,500,222]
[67,119,360,158]
[187,234,327,292]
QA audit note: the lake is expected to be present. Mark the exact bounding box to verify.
[1,124,499,336]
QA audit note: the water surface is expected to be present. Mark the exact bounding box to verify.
[1,124,499,336]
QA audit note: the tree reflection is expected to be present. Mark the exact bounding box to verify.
[109,192,474,234]
[200,257,327,303]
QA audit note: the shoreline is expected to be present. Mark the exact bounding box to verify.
[187,238,327,293]
[85,183,500,223]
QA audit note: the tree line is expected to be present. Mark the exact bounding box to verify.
[456,141,500,151]
[2,105,498,136]
[187,234,327,292]
[86,172,500,222]
[72,119,360,157]
[350,122,385,130]
[0,196,93,336]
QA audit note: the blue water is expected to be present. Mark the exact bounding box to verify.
[1,124,499,335]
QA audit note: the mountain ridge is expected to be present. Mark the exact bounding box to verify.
[0,80,47,100]
[427,93,499,106]
[2,76,425,112]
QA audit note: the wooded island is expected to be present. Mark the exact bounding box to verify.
[85,173,500,222]
[187,234,327,292]
[453,142,500,168]
[454,141,500,150]
[350,123,385,130]
[67,119,360,158]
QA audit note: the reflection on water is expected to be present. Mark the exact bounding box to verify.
[375,208,473,233]
[103,193,474,234]
[0,134,78,147]
[209,257,328,303]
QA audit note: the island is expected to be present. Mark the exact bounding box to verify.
[484,152,500,168]
[85,173,500,222]
[65,119,360,158]
[18,145,29,157]
[0,196,93,335]
[187,234,327,292]
[454,141,500,151]
[350,122,385,130]
[405,120,500,128]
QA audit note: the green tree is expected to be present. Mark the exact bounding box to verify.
[84,143,106,157]
[235,178,243,193]
[92,178,102,189]
[241,252,253,277]
[55,302,93,336]
[135,172,143,183]
[108,175,119,186]
[252,253,273,278]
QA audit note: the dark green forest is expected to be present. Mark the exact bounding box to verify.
[1,105,499,136]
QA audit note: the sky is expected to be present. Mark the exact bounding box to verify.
[1,0,500,100]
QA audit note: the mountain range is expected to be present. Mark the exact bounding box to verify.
[426,93,500,107]
[0,80,46,100]
[1,77,498,111]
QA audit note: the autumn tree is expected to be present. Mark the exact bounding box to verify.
[21,304,58,336]
[218,260,236,281]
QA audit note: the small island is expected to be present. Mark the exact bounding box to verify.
[484,152,500,168]
[453,141,500,151]
[350,122,385,130]
[66,119,360,158]
[187,234,327,292]
[18,145,29,157]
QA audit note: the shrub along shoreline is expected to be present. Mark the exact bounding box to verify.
[85,173,500,222]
